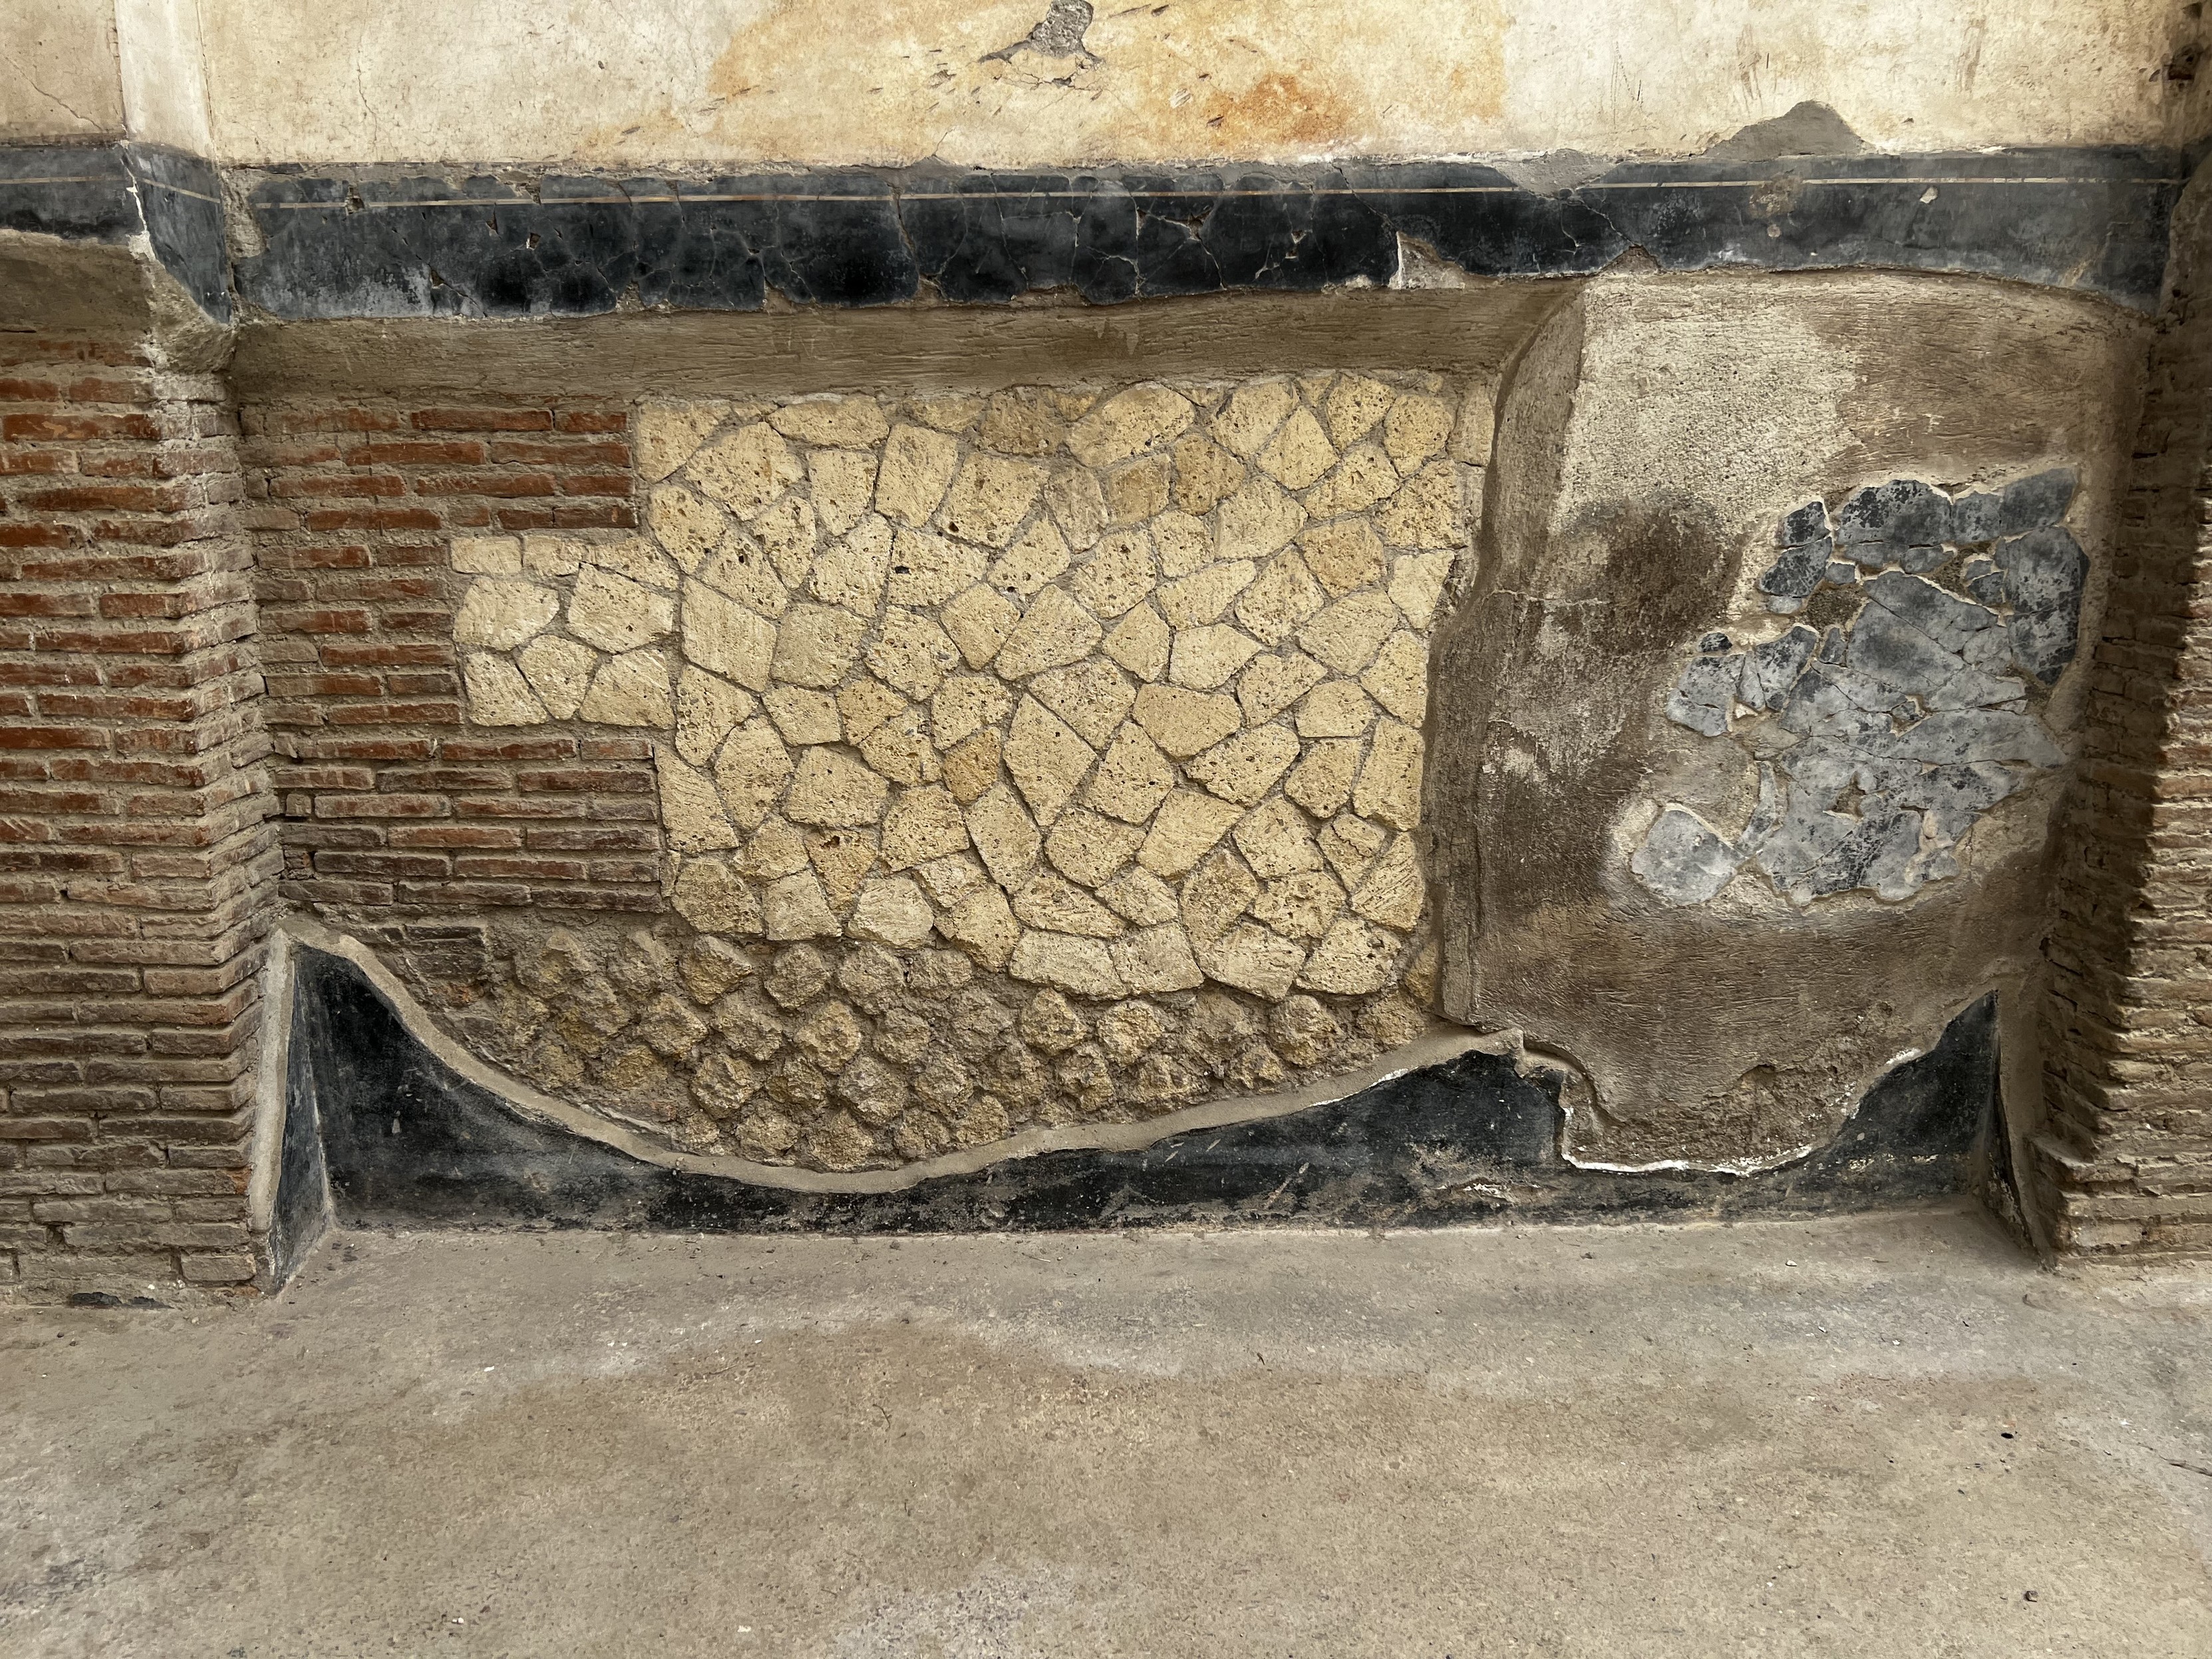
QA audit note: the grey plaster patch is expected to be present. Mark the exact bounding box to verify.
[1638,468,2085,908]
[1629,807,1744,905]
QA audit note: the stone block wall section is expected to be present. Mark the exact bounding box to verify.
[2038,170,2212,1255]
[242,399,659,1004]
[0,336,277,1296]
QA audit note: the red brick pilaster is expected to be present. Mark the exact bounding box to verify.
[0,337,279,1295]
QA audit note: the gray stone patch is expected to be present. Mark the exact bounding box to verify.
[1639,466,2085,908]
[1738,624,1819,712]
[1664,653,1740,737]
[1835,478,1951,569]
[1754,498,1833,614]
[1993,526,2090,684]
[1631,807,1745,906]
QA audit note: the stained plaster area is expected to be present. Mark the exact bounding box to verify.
[1430,267,2147,1175]
[226,285,1573,405]
[174,0,2204,166]
[1,0,212,151]
[5,1213,2212,1655]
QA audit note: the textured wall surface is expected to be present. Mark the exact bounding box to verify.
[271,376,1480,1172]
[2039,168,2212,1253]
[0,2,122,140]
[11,1,2203,162]
[1430,270,2143,1177]
[186,0,2202,165]
[0,328,277,1295]
[5,3,2209,1288]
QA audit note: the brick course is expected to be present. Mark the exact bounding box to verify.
[242,397,659,1006]
[0,337,277,1293]
[2038,176,2212,1254]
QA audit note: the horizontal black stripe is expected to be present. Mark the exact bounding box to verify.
[0,144,2182,323]
[0,144,229,320]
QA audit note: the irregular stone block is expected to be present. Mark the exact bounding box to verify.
[1629,806,1744,906]
[454,577,559,650]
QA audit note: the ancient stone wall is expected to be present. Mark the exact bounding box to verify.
[1,2,2204,1292]
[258,375,1481,1173]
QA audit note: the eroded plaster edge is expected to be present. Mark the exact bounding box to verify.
[243,929,293,1239]
[281,915,1498,1195]
[1535,988,2007,1178]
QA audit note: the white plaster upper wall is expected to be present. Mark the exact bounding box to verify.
[3,0,212,150]
[1,1,124,140]
[114,0,212,154]
[190,0,2198,168]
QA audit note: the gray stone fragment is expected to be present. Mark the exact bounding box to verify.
[1776,665,1891,742]
[1870,708,2064,768]
[1744,796,1852,897]
[1996,468,2077,535]
[2007,607,2081,687]
[1961,555,2004,606]
[1860,571,2002,658]
[1750,793,1923,905]
[1665,653,1740,736]
[1837,479,1951,553]
[1740,761,1784,845]
[1631,807,1745,905]
[1775,499,1831,547]
[1994,526,2088,684]
[1738,624,1818,712]
[1756,536,1830,611]
[1947,491,2004,544]
[1855,802,1926,902]
[1643,466,2083,909]
[1996,526,2088,612]
[1780,740,1859,808]
[1874,760,2023,841]
[1847,601,2022,711]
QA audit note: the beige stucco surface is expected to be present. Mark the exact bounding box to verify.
[9,1,2199,166]
[186,0,2198,166]
[0,1,122,140]
[1429,268,2145,1173]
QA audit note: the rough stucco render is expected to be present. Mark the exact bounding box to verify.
[1429,269,2145,1175]
[186,0,2200,166]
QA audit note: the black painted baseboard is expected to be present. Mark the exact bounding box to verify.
[285,945,2007,1240]
[0,143,2184,323]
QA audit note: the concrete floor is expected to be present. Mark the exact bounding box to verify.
[3,1205,2211,1657]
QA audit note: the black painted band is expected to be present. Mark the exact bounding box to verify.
[0,144,230,321]
[282,945,2003,1242]
[0,143,2183,324]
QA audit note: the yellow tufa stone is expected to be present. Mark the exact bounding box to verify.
[455,373,1484,1171]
